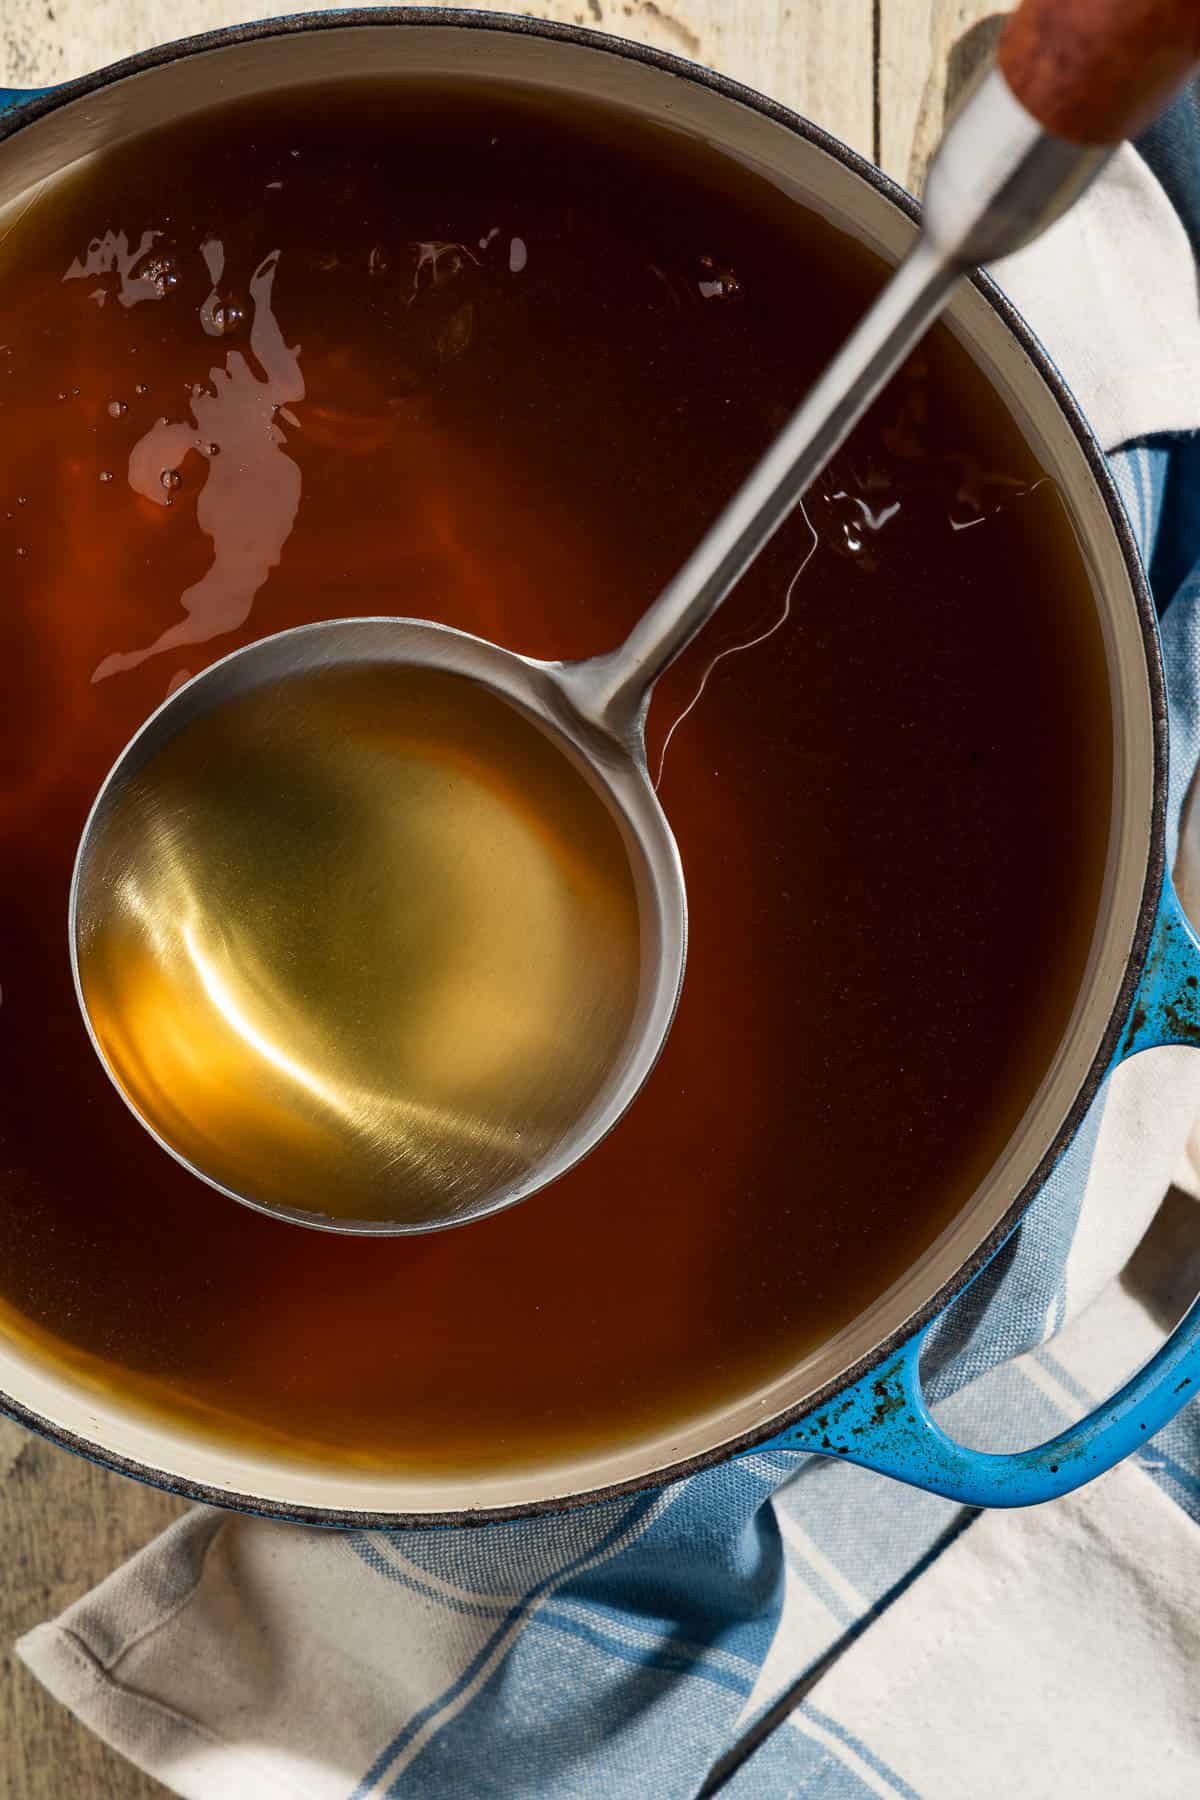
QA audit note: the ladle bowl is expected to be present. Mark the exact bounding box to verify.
[70,616,687,1233]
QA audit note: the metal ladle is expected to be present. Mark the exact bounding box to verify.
[71,4,1197,1234]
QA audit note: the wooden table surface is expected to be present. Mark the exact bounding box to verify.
[0,3,1002,1793]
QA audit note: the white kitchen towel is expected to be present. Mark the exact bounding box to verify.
[993,140,1200,451]
[730,1458,1200,1800]
[18,89,1200,1800]
[720,1264,1200,1800]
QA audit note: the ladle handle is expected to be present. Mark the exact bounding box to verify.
[566,0,1200,753]
[559,240,961,748]
[564,3,1200,748]
[999,0,1200,145]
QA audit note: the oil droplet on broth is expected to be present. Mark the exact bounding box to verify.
[76,664,643,1225]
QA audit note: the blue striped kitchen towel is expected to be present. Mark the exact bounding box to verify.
[18,90,1200,1800]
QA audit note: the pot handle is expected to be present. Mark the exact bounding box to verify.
[761,871,1200,1505]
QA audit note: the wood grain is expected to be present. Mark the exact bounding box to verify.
[1,1415,186,1798]
[878,1,1011,191]
[0,0,876,158]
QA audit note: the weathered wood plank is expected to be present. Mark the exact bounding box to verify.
[0,0,876,158]
[1,1416,186,1798]
[878,0,1012,190]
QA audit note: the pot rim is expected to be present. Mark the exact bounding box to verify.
[0,5,1168,1528]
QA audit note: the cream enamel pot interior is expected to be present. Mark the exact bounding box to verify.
[0,9,1196,1525]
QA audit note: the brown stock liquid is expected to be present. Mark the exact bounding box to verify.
[0,80,1110,1474]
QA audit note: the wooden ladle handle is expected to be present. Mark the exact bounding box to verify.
[998,0,1200,144]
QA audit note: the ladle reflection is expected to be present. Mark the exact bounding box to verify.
[75,661,643,1226]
